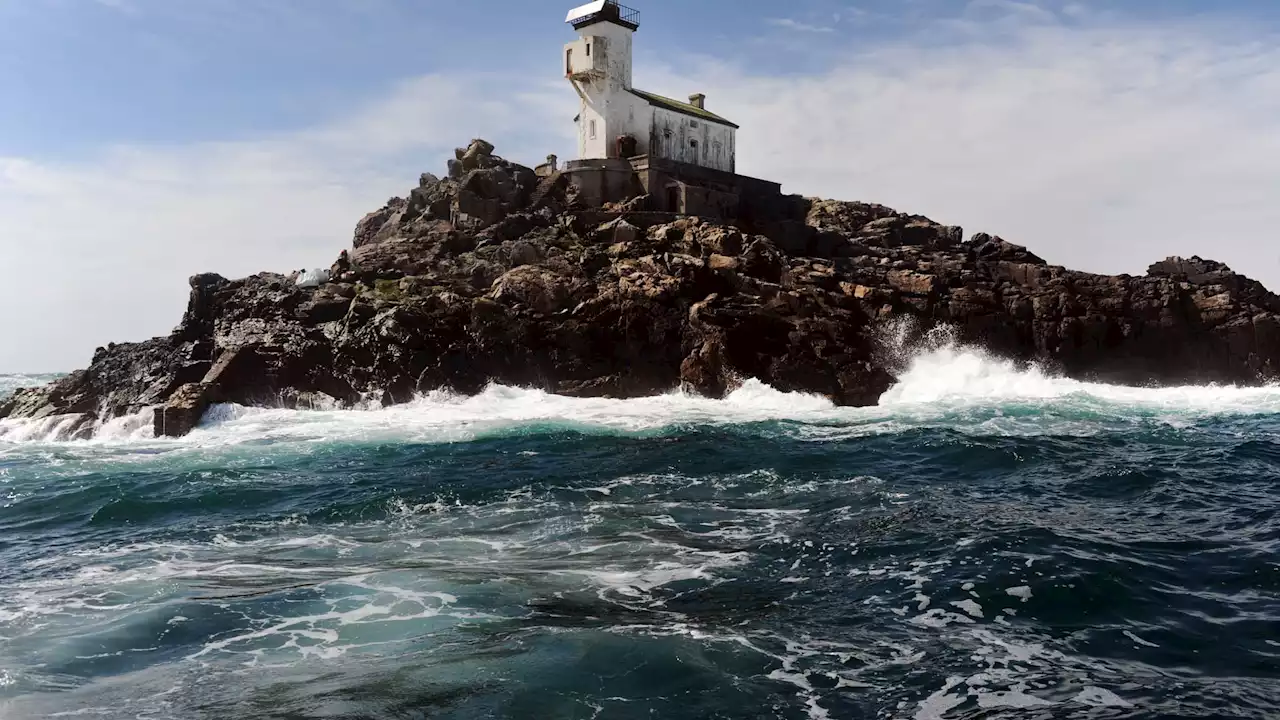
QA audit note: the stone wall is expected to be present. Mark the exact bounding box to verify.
[564,158,644,207]
[630,155,782,219]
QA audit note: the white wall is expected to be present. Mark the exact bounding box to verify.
[565,20,737,169]
[568,19,643,160]
[649,107,736,172]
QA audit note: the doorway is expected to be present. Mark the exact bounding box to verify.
[665,185,681,213]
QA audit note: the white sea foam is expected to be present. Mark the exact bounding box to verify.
[0,373,60,399]
[0,406,155,444]
[880,343,1280,412]
[1005,586,1033,602]
[3,339,1278,449]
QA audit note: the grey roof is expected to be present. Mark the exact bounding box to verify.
[628,88,739,129]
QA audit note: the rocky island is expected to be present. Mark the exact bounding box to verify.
[4,140,1278,439]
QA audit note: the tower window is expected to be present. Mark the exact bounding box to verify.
[565,48,572,75]
[586,43,591,57]
[590,120,597,139]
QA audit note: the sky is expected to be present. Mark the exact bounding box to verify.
[2,0,1280,372]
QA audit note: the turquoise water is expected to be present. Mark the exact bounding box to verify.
[1,347,1279,719]
[0,373,62,399]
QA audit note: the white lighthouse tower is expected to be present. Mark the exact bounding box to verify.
[563,1,738,171]
[563,0,641,160]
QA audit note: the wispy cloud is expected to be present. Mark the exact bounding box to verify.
[4,5,1280,371]
[964,0,1058,23]
[91,0,137,13]
[766,17,835,33]
[0,74,572,371]
[698,10,1280,289]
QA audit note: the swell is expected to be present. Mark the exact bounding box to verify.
[3,429,1275,718]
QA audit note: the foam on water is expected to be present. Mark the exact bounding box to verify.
[881,343,1280,411]
[3,341,1279,450]
[0,373,60,400]
[0,355,1270,717]
[195,379,842,443]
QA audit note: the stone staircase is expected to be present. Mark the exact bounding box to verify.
[527,170,564,209]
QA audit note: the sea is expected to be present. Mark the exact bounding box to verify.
[1,344,1278,719]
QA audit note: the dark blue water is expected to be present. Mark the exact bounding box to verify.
[1,356,1279,719]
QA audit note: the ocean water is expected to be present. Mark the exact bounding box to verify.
[1,347,1279,719]
[0,373,62,400]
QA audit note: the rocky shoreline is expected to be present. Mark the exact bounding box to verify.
[4,140,1278,438]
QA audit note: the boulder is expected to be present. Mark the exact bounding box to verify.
[489,266,573,314]
[154,382,212,438]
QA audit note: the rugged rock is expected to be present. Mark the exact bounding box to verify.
[6,140,1279,437]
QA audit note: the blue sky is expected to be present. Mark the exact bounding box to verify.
[0,0,848,156]
[2,0,1280,371]
[6,0,1271,159]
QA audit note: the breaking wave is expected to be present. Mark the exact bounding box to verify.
[881,343,1280,411]
[2,347,1278,718]
[2,342,1278,448]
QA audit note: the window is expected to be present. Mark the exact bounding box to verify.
[586,42,591,57]
[690,139,699,150]
[589,120,597,139]
[690,121,699,128]
[565,49,572,75]
[663,129,673,139]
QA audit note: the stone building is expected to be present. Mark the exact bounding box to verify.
[560,0,781,220]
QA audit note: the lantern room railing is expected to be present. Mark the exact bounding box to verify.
[572,1,640,30]
[610,2,641,26]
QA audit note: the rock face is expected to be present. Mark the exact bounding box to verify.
[5,141,1279,437]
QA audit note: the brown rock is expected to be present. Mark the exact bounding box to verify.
[886,270,937,296]
[154,383,211,438]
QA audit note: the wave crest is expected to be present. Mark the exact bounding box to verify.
[3,340,1278,449]
[882,341,1280,411]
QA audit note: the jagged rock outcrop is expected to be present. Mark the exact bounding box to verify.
[5,140,1278,437]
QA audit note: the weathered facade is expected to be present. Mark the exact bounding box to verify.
[559,1,773,221]
[564,1,738,173]
[647,103,736,173]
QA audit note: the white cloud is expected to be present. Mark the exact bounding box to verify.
[4,6,1280,372]
[680,11,1280,288]
[0,75,573,372]
[767,17,836,33]
[964,0,1059,24]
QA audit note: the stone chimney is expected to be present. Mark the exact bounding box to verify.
[689,93,706,109]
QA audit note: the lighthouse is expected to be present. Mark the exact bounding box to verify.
[564,0,737,172]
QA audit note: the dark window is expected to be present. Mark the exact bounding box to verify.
[565,49,573,75]
[663,129,673,139]
[586,43,591,57]
[690,140,699,149]
[690,121,698,128]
